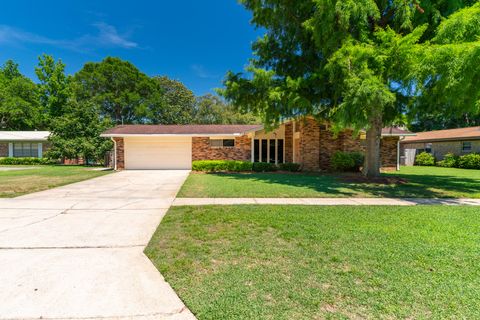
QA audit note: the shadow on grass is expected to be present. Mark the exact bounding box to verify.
[209,171,480,198]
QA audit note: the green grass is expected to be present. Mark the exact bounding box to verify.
[145,205,480,319]
[178,166,480,198]
[0,165,111,197]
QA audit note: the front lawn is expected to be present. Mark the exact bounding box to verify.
[146,205,480,319]
[0,165,111,197]
[177,166,480,198]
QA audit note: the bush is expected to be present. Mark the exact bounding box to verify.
[437,153,458,168]
[192,160,252,172]
[415,152,435,166]
[278,162,301,172]
[252,162,278,172]
[0,157,56,165]
[457,153,480,169]
[331,151,364,172]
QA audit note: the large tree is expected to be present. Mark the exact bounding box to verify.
[194,94,260,124]
[223,0,476,177]
[0,60,42,130]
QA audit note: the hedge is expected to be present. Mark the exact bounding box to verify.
[0,157,57,165]
[331,151,364,172]
[278,162,301,172]
[436,153,458,168]
[192,160,252,172]
[415,152,435,166]
[252,162,278,172]
[457,153,480,169]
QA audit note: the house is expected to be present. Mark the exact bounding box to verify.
[0,131,50,158]
[101,118,413,171]
[400,126,480,165]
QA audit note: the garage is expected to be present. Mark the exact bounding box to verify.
[124,136,192,170]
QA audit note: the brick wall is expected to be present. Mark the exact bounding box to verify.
[113,137,125,170]
[284,122,293,163]
[0,143,8,157]
[192,136,251,161]
[298,118,320,171]
[380,137,399,167]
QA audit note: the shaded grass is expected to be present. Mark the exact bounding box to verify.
[177,166,480,198]
[0,165,111,197]
[146,205,480,319]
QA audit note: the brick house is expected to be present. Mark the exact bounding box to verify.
[401,126,480,165]
[0,131,50,158]
[101,118,412,171]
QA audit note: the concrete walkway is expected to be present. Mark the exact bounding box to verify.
[173,197,480,206]
[0,170,195,320]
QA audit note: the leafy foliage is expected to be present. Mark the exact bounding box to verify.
[415,152,436,166]
[457,153,480,169]
[437,152,459,167]
[192,160,253,172]
[194,94,260,124]
[0,157,56,165]
[331,151,365,172]
[278,162,301,172]
[252,162,278,172]
[0,60,42,130]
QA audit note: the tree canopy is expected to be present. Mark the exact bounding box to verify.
[222,0,479,176]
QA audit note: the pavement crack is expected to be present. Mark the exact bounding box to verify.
[0,244,146,250]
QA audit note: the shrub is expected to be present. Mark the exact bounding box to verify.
[278,162,301,172]
[252,162,278,172]
[437,153,458,168]
[415,152,435,166]
[192,160,252,172]
[331,151,364,172]
[0,157,56,165]
[457,153,480,169]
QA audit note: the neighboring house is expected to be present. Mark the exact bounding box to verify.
[401,126,480,165]
[101,118,412,171]
[0,131,50,158]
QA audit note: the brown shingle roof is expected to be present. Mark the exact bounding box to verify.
[402,126,480,143]
[101,124,263,136]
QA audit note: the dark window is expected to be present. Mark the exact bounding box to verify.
[210,139,235,148]
[269,140,276,163]
[425,143,432,153]
[254,139,260,162]
[277,139,284,163]
[462,141,472,152]
[13,143,38,158]
[261,139,268,162]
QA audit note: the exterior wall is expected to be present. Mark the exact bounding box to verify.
[0,143,8,157]
[284,122,293,163]
[380,137,398,168]
[192,136,251,161]
[113,137,125,170]
[298,118,320,171]
[402,140,480,162]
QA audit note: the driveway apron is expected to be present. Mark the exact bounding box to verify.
[0,170,195,320]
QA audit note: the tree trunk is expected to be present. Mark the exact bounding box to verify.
[363,113,383,178]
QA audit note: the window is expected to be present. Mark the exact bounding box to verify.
[425,143,432,154]
[462,141,472,152]
[13,143,39,158]
[210,139,235,148]
[269,139,276,163]
[261,140,268,162]
[254,140,260,162]
[253,139,285,164]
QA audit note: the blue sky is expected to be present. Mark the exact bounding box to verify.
[0,1,259,95]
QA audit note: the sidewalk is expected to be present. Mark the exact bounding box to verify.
[173,198,480,206]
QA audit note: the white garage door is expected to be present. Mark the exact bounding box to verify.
[124,136,192,170]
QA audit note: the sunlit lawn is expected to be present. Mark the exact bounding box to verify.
[0,165,111,197]
[146,205,480,319]
[178,166,480,198]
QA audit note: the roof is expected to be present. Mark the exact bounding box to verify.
[101,124,263,137]
[401,126,480,144]
[0,131,50,141]
[381,127,415,136]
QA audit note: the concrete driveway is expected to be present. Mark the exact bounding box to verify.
[0,170,195,320]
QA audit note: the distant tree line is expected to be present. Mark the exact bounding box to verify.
[0,56,259,162]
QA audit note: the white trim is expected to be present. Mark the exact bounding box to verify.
[251,136,254,163]
[382,133,417,137]
[8,143,13,157]
[38,143,43,158]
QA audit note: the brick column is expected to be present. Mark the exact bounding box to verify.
[299,118,320,171]
[113,137,125,170]
[284,122,293,163]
